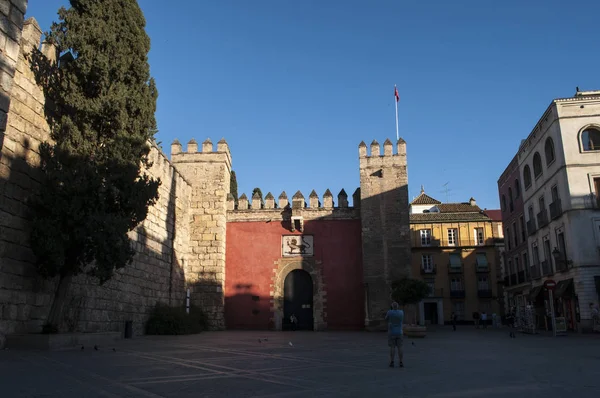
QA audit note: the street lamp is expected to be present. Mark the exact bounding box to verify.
[552,247,561,261]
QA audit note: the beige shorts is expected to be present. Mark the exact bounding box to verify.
[388,335,403,347]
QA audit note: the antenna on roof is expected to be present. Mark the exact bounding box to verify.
[440,182,452,203]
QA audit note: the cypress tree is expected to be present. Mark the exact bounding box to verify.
[230,170,238,204]
[28,0,160,330]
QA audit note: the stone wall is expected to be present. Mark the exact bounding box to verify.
[359,138,411,329]
[171,139,231,330]
[0,0,27,138]
[0,16,192,336]
[64,145,191,336]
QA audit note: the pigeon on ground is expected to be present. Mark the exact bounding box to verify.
[288,342,293,347]
[112,348,116,352]
[81,346,84,351]
[411,342,415,346]
[94,345,98,351]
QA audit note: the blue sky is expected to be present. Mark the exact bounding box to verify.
[26,0,600,209]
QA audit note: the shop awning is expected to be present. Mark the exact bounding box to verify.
[553,278,574,298]
[529,285,543,301]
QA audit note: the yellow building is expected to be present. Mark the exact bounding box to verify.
[409,188,503,325]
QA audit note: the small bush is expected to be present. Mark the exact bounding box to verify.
[145,303,207,335]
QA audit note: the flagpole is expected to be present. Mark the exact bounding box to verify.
[394,85,399,141]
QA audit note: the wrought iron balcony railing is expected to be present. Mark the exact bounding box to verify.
[549,200,562,220]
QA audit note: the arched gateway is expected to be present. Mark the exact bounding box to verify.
[283,269,314,330]
[271,259,327,331]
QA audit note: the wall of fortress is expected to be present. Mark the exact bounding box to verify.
[225,189,364,330]
[0,16,192,336]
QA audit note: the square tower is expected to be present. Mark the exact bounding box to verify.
[359,138,411,330]
[171,138,231,330]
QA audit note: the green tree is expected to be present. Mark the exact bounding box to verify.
[230,170,238,205]
[252,187,263,208]
[391,278,431,325]
[28,0,160,331]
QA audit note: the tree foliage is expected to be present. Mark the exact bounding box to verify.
[28,0,160,285]
[252,187,263,200]
[391,278,431,306]
[230,170,238,204]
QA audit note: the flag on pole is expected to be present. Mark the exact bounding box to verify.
[394,86,400,102]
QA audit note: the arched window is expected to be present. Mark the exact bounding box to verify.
[532,152,543,178]
[501,195,506,211]
[508,187,514,212]
[545,137,555,165]
[514,179,520,198]
[523,165,532,188]
[582,128,600,151]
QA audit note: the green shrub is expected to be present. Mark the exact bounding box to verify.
[145,303,207,335]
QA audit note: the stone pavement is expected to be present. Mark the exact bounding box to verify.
[1,327,600,397]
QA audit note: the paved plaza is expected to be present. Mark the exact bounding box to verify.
[1,327,599,397]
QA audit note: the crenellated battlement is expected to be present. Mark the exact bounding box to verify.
[358,138,407,169]
[227,188,361,222]
[171,137,232,172]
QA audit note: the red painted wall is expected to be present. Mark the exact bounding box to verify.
[225,219,364,330]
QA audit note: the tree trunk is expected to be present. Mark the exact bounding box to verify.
[413,303,418,325]
[46,273,73,331]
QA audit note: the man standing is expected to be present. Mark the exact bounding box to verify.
[385,302,404,368]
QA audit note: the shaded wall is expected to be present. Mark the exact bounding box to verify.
[225,219,364,330]
[0,17,191,336]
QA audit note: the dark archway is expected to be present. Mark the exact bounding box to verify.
[283,269,314,330]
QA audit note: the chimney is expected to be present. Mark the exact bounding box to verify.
[469,197,476,207]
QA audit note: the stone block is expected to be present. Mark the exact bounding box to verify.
[11,0,28,14]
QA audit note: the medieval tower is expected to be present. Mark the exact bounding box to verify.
[359,138,411,330]
[171,138,231,330]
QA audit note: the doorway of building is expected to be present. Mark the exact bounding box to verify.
[283,269,314,330]
[424,302,438,325]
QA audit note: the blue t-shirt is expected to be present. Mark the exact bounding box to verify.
[386,309,404,336]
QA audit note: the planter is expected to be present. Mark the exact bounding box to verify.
[403,325,427,338]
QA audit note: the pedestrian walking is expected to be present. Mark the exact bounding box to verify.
[290,314,298,331]
[451,312,457,331]
[481,311,488,329]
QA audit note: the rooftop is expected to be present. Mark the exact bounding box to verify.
[409,190,492,223]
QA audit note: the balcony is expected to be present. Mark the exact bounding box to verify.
[541,260,552,276]
[536,209,549,229]
[450,289,466,298]
[420,264,437,275]
[530,264,541,279]
[549,200,562,220]
[448,263,463,274]
[477,289,493,298]
[527,220,537,236]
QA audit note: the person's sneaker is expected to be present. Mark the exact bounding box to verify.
[389,362,394,368]
[399,362,404,368]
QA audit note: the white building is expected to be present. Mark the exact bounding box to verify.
[516,89,600,331]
